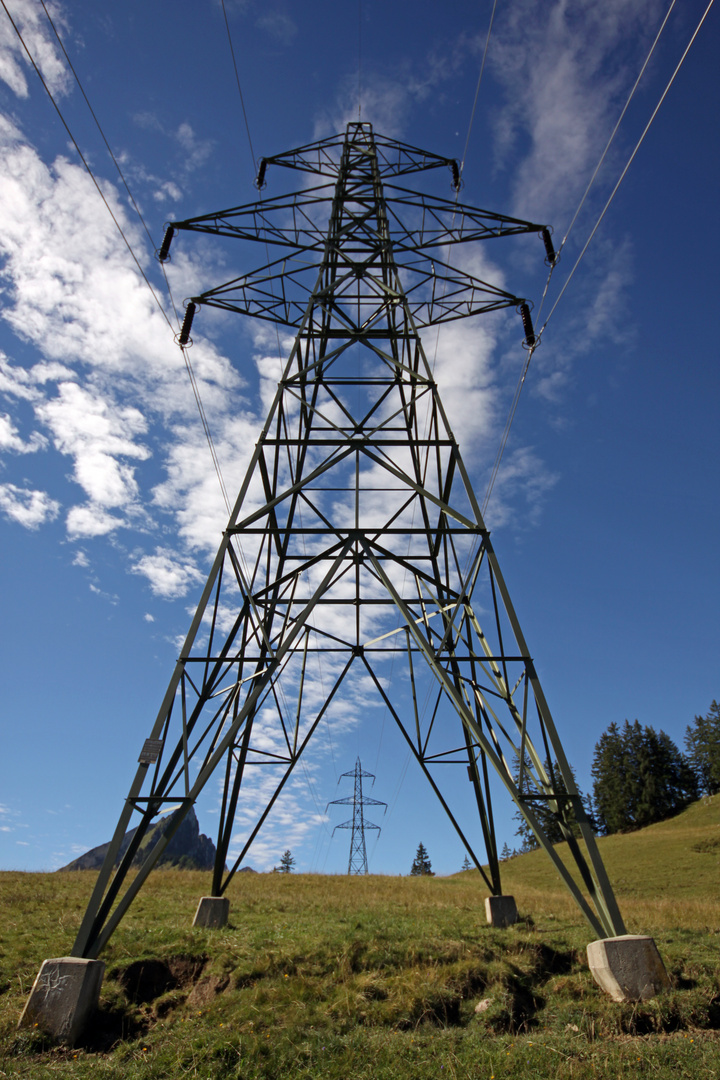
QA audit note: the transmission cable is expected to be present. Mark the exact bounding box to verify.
[220,0,257,176]
[4,0,233,514]
[460,0,499,176]
[216,6,336,770]
[39,0,158,254]
[1,0,172,332]
[535,0,715,341]
[481,0,714,517]
[549,0,678,277]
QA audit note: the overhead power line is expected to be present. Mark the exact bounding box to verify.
[481,0,714,517]
[461,0,499,175]
[220,0,257,175]
[3,0,233,515]
[536,0,716,341]
[1,0,172,332]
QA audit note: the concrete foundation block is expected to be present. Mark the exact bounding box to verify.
[587,935,670,1002]
[18,957,105,1045]
[484,895,518,928]
[192,895,230,929]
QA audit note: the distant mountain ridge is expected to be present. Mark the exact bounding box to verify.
[58,807,219,872]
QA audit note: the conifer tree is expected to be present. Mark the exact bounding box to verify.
[276,849,295,873]
[461,854,472,871]
[684,701,720,795]
[410,842,434,875]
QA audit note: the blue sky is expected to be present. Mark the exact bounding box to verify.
[0,0,718,881]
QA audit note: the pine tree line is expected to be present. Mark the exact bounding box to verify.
[591,700,718,834]
[511,700,718,849]
[591,720,697,834]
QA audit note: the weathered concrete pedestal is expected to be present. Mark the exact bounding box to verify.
[192,895,230,929]
[18,957,105,1045]
[484,895,518,928]
[587,935,670,1001]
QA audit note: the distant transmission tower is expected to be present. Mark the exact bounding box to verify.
[67,121,626,962]
[327,759,387,874]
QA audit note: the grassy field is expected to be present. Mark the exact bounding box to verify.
[1,797,718,1078]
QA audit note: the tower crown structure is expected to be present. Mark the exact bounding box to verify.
[72,123,624,961]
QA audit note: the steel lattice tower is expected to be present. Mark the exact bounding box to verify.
[71,122,626,961]
[328,759,387,874]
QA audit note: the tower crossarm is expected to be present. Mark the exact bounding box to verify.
[170,187,548,254]
[256,125,461,180]
[186,254,525,331]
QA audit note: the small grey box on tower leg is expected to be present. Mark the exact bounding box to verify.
[18,957,105,1045]
[587,935,670,1001]
[192,896,230,929]
[484,895,518,927]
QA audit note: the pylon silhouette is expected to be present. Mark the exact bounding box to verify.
[327,758,387,874]
[72,122,626,961]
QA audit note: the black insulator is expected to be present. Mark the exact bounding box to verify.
[450,159,461,192]
[255,158,267,189]
[179,302,196,346]
[158,225,174,262]
[519,302,536,348]
[541,227,557,266]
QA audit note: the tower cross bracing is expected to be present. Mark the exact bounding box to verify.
[72,122,626,960]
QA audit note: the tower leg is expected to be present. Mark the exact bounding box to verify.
[18,958,105,1044]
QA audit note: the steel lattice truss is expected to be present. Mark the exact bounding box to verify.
[73,122,625,960]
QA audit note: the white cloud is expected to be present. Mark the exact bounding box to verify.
[152,180,183,203]
[37,381,150,506]
[131,547,204,599]
[0,0,70,99]
[313,32,470,140]
[0,117,246,554]
[0,482,60,528]
[66,504,123,538]
[0,412,46,452]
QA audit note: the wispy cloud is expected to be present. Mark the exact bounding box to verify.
[491,0,665,224]
[255,9,298,46]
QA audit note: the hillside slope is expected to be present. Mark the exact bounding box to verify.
[492,795,720,904]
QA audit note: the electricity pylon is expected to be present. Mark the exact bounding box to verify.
[71,122,626,961]
[327,758,387,874]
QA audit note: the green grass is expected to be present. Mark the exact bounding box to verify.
[1,797,719,1078]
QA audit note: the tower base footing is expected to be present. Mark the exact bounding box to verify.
[587,935,670,1001]
[18,957,105,1044]
[192,896,230,929]
[484,895,518,927]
